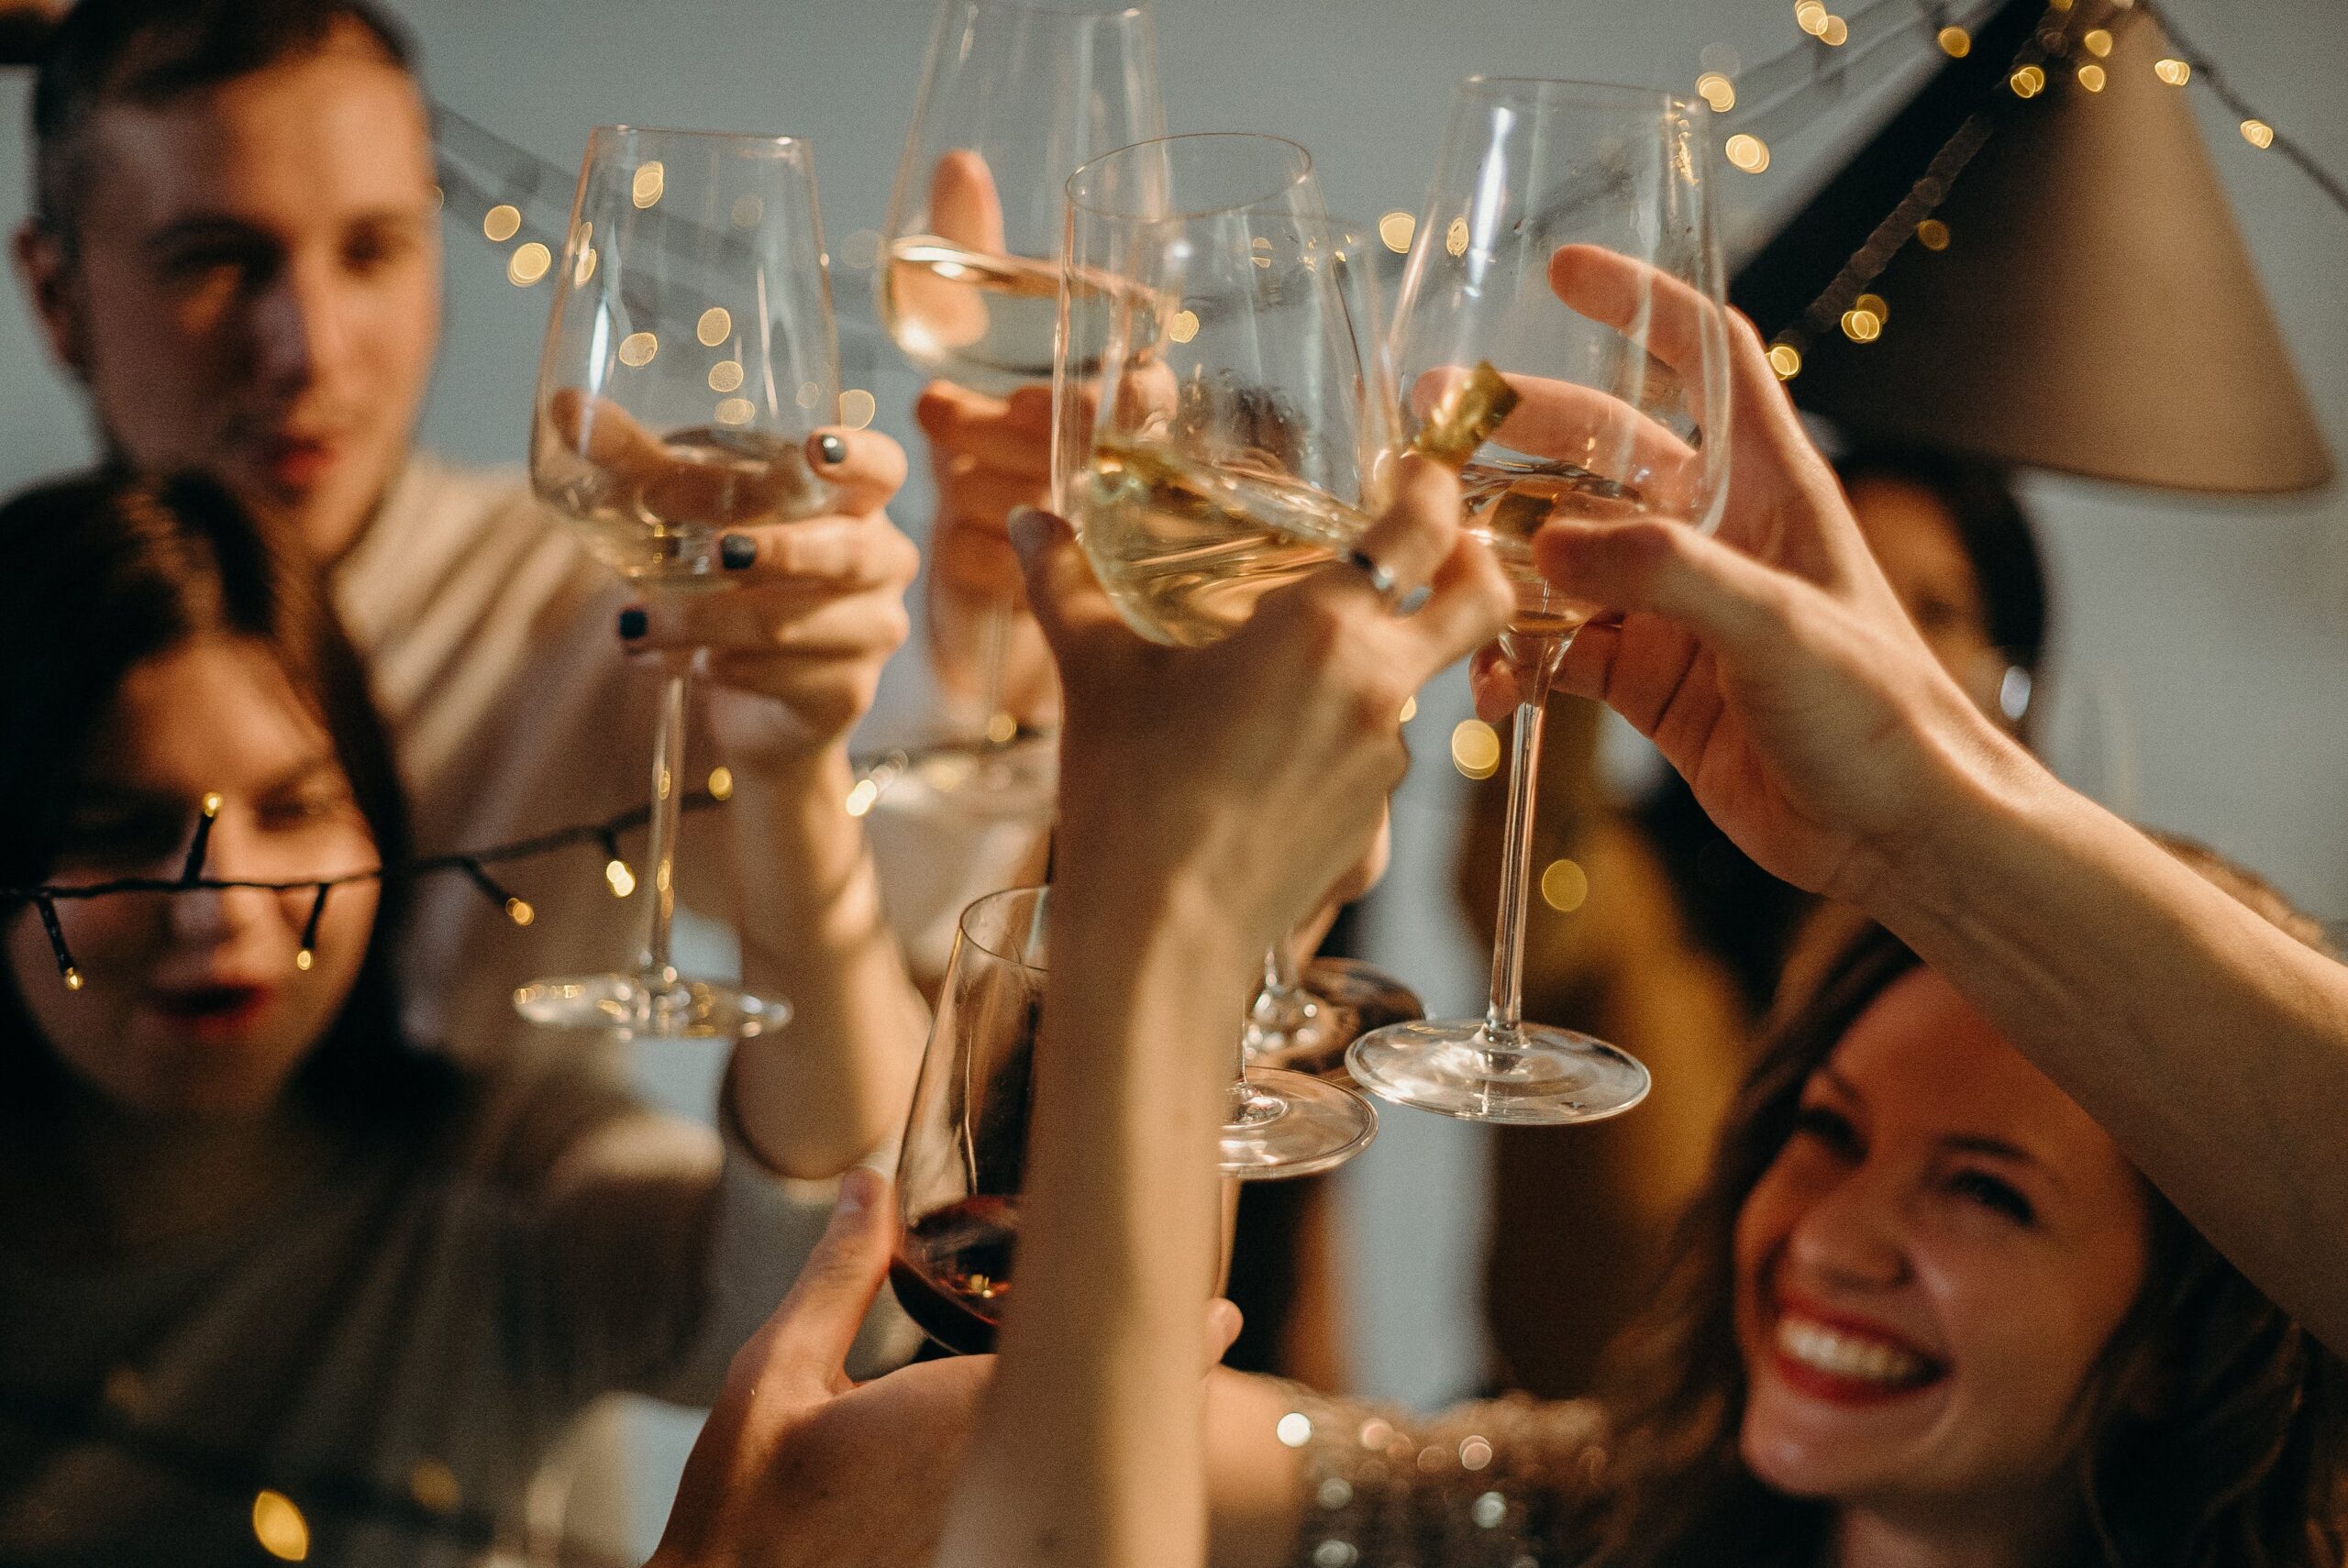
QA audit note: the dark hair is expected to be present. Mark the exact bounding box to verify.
[29,0,417,251]
[1583,856,2348,1567]
[0,468,453,1126]
[1835,441,2049,678]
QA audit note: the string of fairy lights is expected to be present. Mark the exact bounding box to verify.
[1684,0,2348,380]
[1,771,737,992]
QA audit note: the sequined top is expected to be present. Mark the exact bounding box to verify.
[1276,1386,1609,1567]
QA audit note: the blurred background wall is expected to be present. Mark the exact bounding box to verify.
[3,0,2342,1551]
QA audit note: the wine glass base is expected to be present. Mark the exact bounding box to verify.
[1219,1067,1379,1180]
[858,732,1058,824]
[513,972,791,1042]
[1246,958,1425,1079]
[1346,1019,1650,1126]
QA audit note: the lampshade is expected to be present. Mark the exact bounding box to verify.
[1732,0,2332,494]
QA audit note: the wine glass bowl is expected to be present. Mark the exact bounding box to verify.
[1346,78,1731,1124]
[867,0,1164,819]
[513,126,840,1040]
[1054,132,1401,1177]
[890,886,1048,1354]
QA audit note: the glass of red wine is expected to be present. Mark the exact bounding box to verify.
[890,883,1047,1354]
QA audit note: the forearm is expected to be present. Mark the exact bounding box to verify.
[1867,760,2348,1352]
[935,870,1253,1568]
[725,747,929,1178]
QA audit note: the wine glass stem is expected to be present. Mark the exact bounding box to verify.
[1483,635,1566,1043]
[636,657,691,987]
[976,592,1012,742]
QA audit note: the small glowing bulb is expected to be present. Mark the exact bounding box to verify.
[63,967,83,991]
[1450,719,1501,780]
[1378,211,1416,252]
[697,306,734,347]
[252,1490,310,1562]
[1399,694,1419,724]
[632,162,665,208]
[605,858,637,898]
[1794,1,1829,34]
[618,332,658,368]
[1724,134,1771,173]
[202,791,224,818]
[1767,342,1802,380]
[573,246,598,286]
[1937,25,1971,56]
[707,767,735,801]
[714,397,757,426]
[2154,57,2191,85]
[838,389,878,430]
[1841,307,1883,342]
[1916,217,1953,250]
[1168,308,1201,344]
[506,242,551,285]
[1853,292,1888,324]
[1695,72,1736,112]
[482,204,521,243]
[2077,62,2106,92]
[2010,64,2047,98]
[844,779,880,818]
[709,359,744,392]
[1540,857,1590,912]
[985,712,1020,745]
[1819,15,1849,46]
[505,897,536,927]
[1445,216,1471,257]
[2241,118,2275,149]
[2083,27,2112,56]
[295,949,315,972]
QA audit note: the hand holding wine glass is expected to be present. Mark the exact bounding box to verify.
[1345,77,1733,1126]
[518,126,851,1040]
[1466,246,1990,908]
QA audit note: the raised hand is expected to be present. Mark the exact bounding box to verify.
[617,425,921,762]
[1024,451,1513,959]
[1469,245,2021,906]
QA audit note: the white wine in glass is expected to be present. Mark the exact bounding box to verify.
[1058,132,1402,1177]
[867,0,1163,817]
[515,126,842,1041]
[1347,76,1733,1124]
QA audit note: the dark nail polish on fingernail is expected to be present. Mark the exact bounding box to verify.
[719,533,757,570]
[815,433,847,467]
[617,606,648,640]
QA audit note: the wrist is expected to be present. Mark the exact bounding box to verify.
[1850,717,2066,943]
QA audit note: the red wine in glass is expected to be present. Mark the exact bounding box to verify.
[889,1193,1020,1355]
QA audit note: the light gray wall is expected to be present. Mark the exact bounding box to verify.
[3,0,2344,1542]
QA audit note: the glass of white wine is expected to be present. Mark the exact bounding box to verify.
[1346,77,1733,1123]
[1055,131,1401,1177]
[514,126,841,1040]
[870,0,1162,823]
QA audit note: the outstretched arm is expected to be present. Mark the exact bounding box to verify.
[1483,245,2348,1353]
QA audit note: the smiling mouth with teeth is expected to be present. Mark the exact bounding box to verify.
[1772,1313,1947,1397]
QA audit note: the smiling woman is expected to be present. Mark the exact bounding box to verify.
[1234,867,2348,1568]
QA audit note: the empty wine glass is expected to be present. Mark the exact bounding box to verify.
[869,0,1163,822]
[1056,132,1399,1176]
[514,127,840,1040]
[1347,78,1733,1123]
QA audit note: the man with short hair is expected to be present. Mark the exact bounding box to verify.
[14,0,932,1075]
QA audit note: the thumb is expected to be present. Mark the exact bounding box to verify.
[1206,1298,1245,1363]
[1533,517,1793,662]
[743,1166,897,1395]
[1009,504,1126,657]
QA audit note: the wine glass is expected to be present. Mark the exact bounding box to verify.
[891,884,1047,1354]
[1056,131,1397,1176]
[1346,78,1733,1122]
[869,0,1163,823]
[513,127,841,1040]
